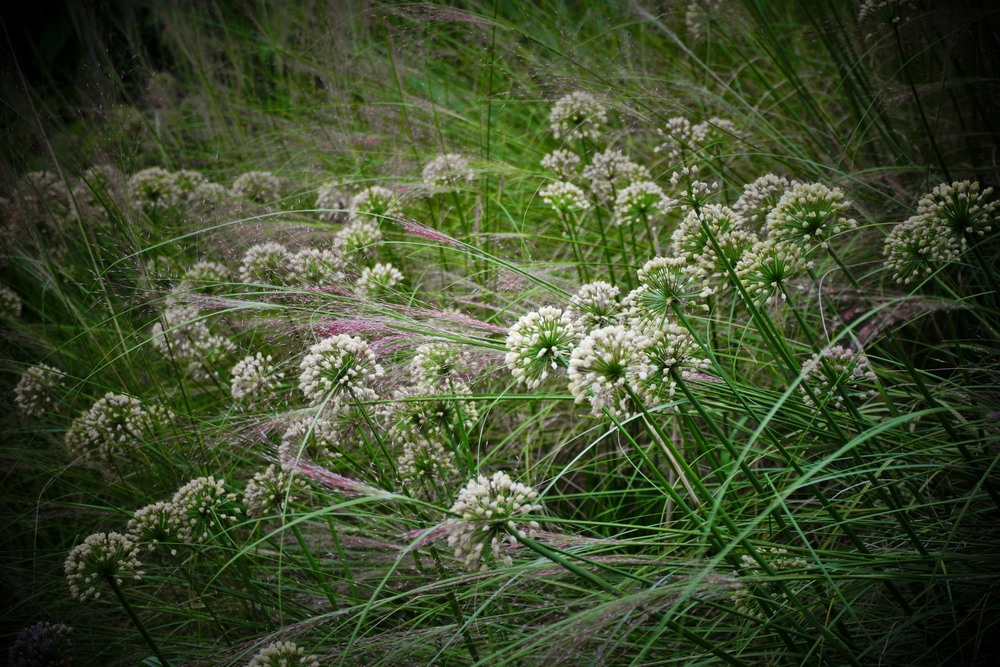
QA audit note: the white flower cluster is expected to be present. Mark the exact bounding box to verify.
[128,501,177,554]
[799,345,877,410]
[230,352,284,406]
[765,182,856,249]
[446,471,541,571]
[358,262,404,295]
[549,91,608,141]
[179,260,230,293]
[655,116,738,163]
[239,242,294,285]
[298,334,384,411]
[540,149,581,179]
[504,307,582,389]
[169,475,241,543]
[14,363,66,417]
[0,284,22,318]
[279,414,342,468]
[382,380,479,444]
[333,219,383,257]
[626,255,710,321]
[315,182,350,222]
[539,180,591,215]
[129,167,225,214]
[231,171,281,203]
[685,0,722,43]
[568,325,654,418]
[290,247,345,286]
[670,204,754,293]
[583,148,650,202]
[735,239,812,305]
[422,153,473,192]
[243,464,307,519]
[567,281,623,330]
[734,174,795,229]
[64,392,171,463]
[246,641,319,667]
[409,342,474,387]
[350,185,399,222]
[613,180,673,228]
[397,437,459,494]
[640,321,710,402]
[150,304,236,381]
[668,165,718,209]
[65,532,143,602]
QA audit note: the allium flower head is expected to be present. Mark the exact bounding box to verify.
[568,281,623,330]
[279,414,342,468]
[15,363,66,417]
[539,181,590,215]
[422,153,473,193]
[64,393,171,464]
[382,380,479,444]
[734,174,796,230]
[315,182,350,222]
[231,171,281,204]
[670,204,753,292]
[541,149,581,179]
[230,352,284,406]
[882,215,960,285]
[1,284,22,318]
[504,307,582,389]
[179,260,230,294]
[290,247,345,286]
[409,342,474,387]
[243,464,307,518]
[685,0,722,42]
[8,621,73,667]
[765,182,856,249]
[549,91,608,141]
[188,182,230,211]
[128,167,187,213]
[247,641,319,667]
[350,185,399,223]
[397,436,459,495]
[654,117,703,164]
[333,219,383,257]
[127,501,177,554]
[613,180,674,228]
[567,324,654,418]
[583,148,650,202]
[916,180,997,242]
[298,334,384,411]
[169,476,241,543]
[150,304,236,382]
[446,471,541,571]
[628,255,710,321]
[638,321,710,403]
[735,239,812,305]
[858,0,916,24]
[358,262,404,296]
[238,242,294,285]
[799,345,877,410]
[669,165,718,209]
[65,532,142,602]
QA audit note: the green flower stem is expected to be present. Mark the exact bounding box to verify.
[107,576,172,667]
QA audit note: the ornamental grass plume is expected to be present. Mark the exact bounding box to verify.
[549,90,608,141]
[567,281,623,330]
[422,153,473,193]
[64,392,171,464]
[298,334,384,412]
[65,532,143,602]
[504,307,582,389]
[243,464,307,518]
[231,171,282,203]
[798,345,877,410]
[230,352,284,406]
[238,242,294,285]
[567,324,654,418]
[14,363,66,417]
[8,621,73,667]
[765,182,857,249]
[246,641,319,667]
[168,475,241,543]
[446,471,541,571]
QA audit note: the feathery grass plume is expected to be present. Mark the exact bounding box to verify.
[583,148,650,202]
[65,532,143,602]
[731,548,808,620]
[315,182,350,222]
[243,464,307,518]
[567,324,654,418]
[231,171,282,204]
[357,262,404,296]
[539,180,590,215]
[238,242,294,285]
[150,304,236,382]
[735,239,812,305]
[613,180,674,228]
[567,281,623,330]
[882,215,960,285]
[409,342,475,387]
[446,471,541,571]
[230,352,284,407]
[422,153,473,193]
[858,0,916,24]
[670,204,754,293]
[246,641,319,667]
[179,260,230,294]
[627,255,710,322]
[798,345,877,410]
[127,501,177,554]
[397,436,459,495]
[549,90,608,141]
[289,247,345,287]
[14,363,66,417]
[540,149,581,180]
[64,393,171,464]
[168,475,241,543]
[0,284,22,317]
[734,174,796,230]
[349,185,399,223]
[637,320,710,403]
[333,219,383,258]
[381,380,479,443]
[279,413,342,468]
[765,182,857,249]
[504,307,582,389]
[298,334,383,411]
[8,621,73,667]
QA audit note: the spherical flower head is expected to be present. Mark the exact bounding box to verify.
[583,148,650,203]
[246,641,319,667]
[799,345,877,410]
[15,363,66,417]
[8,621,73,667]
[422,153,473,193]
[128,167,186,213]
[231,171,282,204]
[298,334,384,411]
[628,255,710,321]
[243,464,307,519]
[333,219,383,257]
[504,307,582,389]
[279,414,342,468]
[654,117,704,163]
[613,180,674,228]
[128,501,177,554]
[350,185,399,223]
[670,204,753,293]
[358,262,404,296]
[568,281,623,330]
[238,242,294,285]
[882,214,961,285]
[540,149,581,179]
[668,165,718,209]
[567,325,654,418]
[765,182,856,249]
[446,471,541,571]
[734,174,796,230]
[539,181,590,216]
[1,284,22,318]
[638,320,710,404]
[381,380,479,444]
[290,247,345,287]
[397,436,459,495]
[735,239,812,305]
[549,91,608,141]
[315,182,350,222]
[65,532,142,602]
[230,352,284,406]
[188,182,230,211]
[169,476,241,543]
[694,117,741,153]
[63,392,171,464]
[150,305,236,382]
[179,260,230,294]
[409,342,475,387]
[916,180,997,242]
